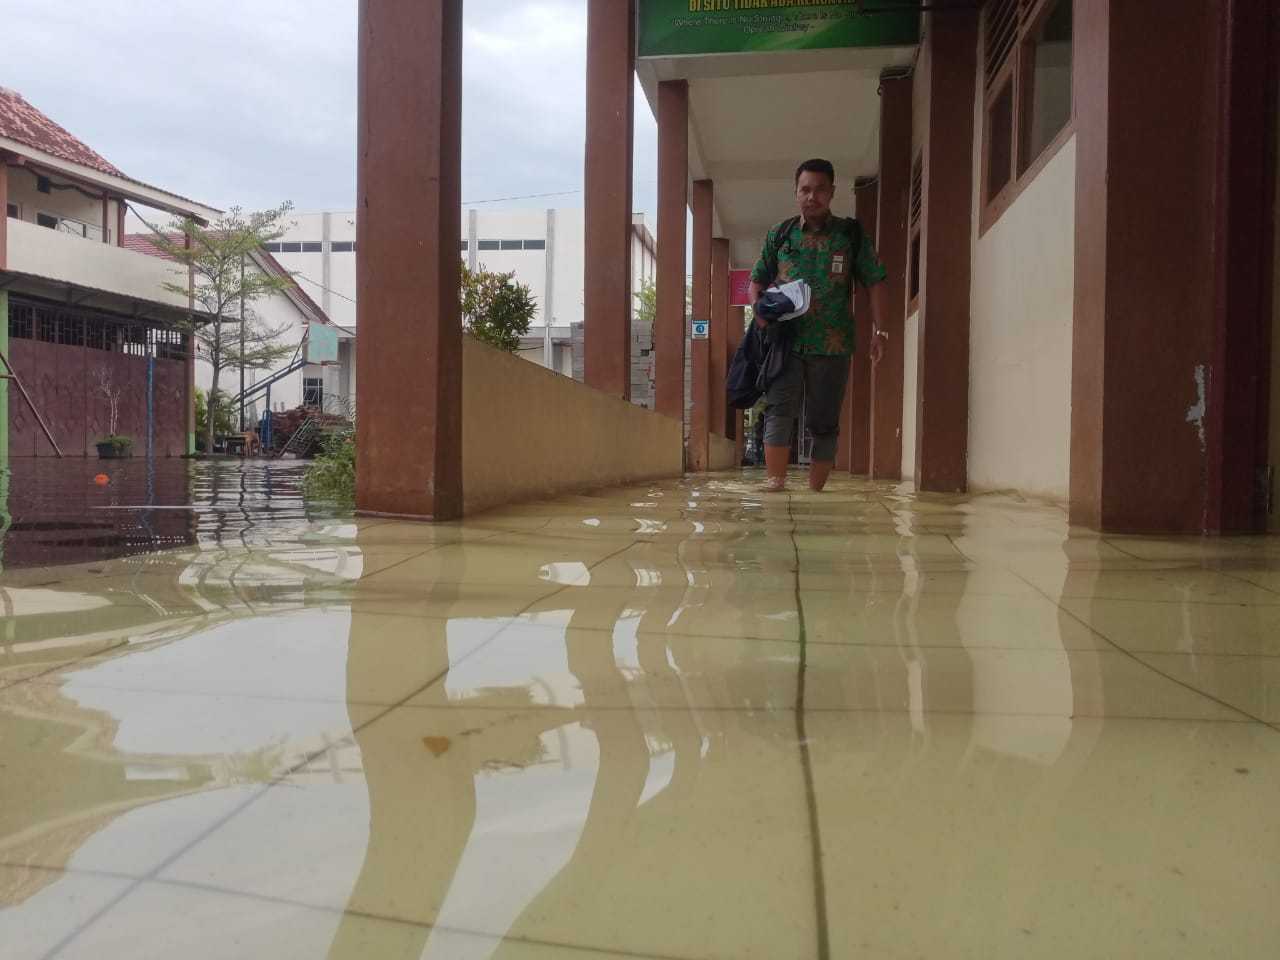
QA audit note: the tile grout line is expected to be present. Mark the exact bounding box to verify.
[1218,568,1280,598]
[28,637,1280,705]
[945,535,1280,736]
[788,493,831,960]
[11,862,681,960]
[37,539,643,960]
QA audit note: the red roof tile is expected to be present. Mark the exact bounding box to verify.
[0,86,125,177]
[122,233,181,263]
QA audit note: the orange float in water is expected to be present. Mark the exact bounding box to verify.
[93,474,110,486]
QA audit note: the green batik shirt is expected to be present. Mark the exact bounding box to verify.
[750,215,887,356]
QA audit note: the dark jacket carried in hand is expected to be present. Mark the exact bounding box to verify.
[727,317,794,410]
[726,231,814,410]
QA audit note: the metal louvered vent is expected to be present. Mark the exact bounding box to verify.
[909,154,924,229]
[984,0,1022,89]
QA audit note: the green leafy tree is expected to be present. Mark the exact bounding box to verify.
[151,204,297,454]
[194,389,236,449]
[635,279,656,330]
[461,264,536,352]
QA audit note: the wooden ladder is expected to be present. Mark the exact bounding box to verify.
[0,347,64,457]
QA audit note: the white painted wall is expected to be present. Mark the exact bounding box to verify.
[901,311,919,483]
[6,166,121,243]
[900,29,929,487]
[193,264,315,417]
[271,208,655,397]
[898,21,1073,501]
[274,207,590,332]
[967,136,1077,501]
[6,217,188,308]
[273,212,357,328]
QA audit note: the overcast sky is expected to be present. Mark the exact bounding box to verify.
[7,0,659,220]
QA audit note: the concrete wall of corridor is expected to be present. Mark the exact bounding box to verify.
[462,336,683,515]
[902,310,919,483]
[896,24,1075,501]
[709,434,736,471]
[901,39,930,486]
[966,138,1076,503]
[964,14,1075,505]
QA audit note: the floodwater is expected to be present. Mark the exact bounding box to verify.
[1,470,1278,959]
[0,457,347,569]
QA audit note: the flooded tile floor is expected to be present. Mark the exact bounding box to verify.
[1,468,1278,959]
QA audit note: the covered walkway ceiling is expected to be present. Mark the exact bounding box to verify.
[638,45,918,268]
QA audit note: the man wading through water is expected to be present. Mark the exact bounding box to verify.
[749,158,888,493]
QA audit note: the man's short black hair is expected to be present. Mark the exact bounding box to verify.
[795,158,836,185]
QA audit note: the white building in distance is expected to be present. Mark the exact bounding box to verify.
[265,208,659,409]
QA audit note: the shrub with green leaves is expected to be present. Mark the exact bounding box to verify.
[302,430,356,504]
[462,264,536,352]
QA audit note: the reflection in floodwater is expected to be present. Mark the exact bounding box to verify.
[1,476,1278,958]
[0,457,347,569]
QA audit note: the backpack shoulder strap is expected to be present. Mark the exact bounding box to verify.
[763,216,800,285]
[842,216,863,251]
[769,216,801,259]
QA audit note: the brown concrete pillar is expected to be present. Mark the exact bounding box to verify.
[355,0,463,519]
[688,179,713,472]
[844,179,879,475]
[655,80,689,423]
[184,230,195,455]
[913,10,977,492]
[0,159,8,269]
[116,201,125,248]
[1208,0,1277,532]
[583,0,636,400]
[868,73,912,481]
[710,237,730,441]
[1071,0,1276,532]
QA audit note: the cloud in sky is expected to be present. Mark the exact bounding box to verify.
[5,0,658,219]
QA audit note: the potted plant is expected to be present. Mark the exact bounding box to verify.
[96,435,133,459]
[95,368,133,459]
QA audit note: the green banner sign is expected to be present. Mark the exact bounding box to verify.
[638,1,921,58]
